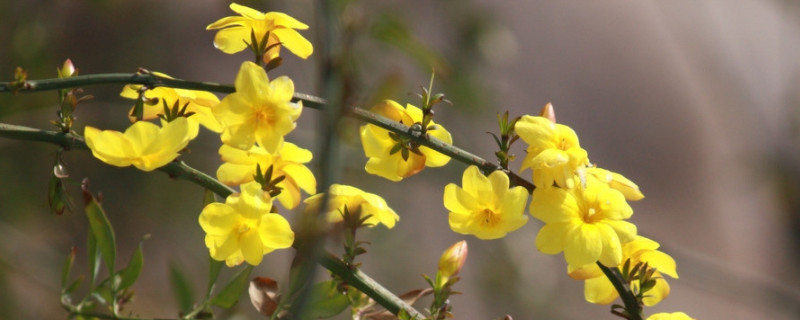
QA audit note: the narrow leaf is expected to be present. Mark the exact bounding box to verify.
[61,246,77,289]
[206,256,224,298]
[299,280,349,320]
[82,180,116,277]
[118,239,145,290]
[210,265,253,309]
[169,263,196,314]
[87,228,100,285]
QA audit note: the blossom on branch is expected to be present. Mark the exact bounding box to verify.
[199,181,294,267]
[530,179,636,267]
[568,236,678,306]
[443,166,529,239]
[216,142,316,209]
[84,117,196,172]
[120,72,223,133]
[214,61,301,153]
[304,184,399,229]
[207,3,313,61]
[515,114,589,189]
[360,100,452,181]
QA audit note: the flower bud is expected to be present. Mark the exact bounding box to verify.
[539,102,556,123]
[58,59,77,78]
[438,240,468,279]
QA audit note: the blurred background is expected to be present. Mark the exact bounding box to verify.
[1,0,799,319]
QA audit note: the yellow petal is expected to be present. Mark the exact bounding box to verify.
[258,214,295,248]
[271,28,313,59]
[564,223,602,267]
[264,11,309,29]
[530,187,576,223]
[212,26,251,53]
[596,223,623,267]
[462,165,492,200]
[535,222,570,255]
[240,230,265,266]
[584,276,618,305]
[443,184,479,213]
[229,3,264,20]
[217,163,256,186]
[199,203,238,235]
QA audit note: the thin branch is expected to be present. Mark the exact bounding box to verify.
[598,263,643,320]
[0,121,422,318]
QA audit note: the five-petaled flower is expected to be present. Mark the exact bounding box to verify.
[568,236,678,306]
[515,114,589,189]
[530,178,636,267]
[360,100,452,181]
[304,184,399,229]
[120,72,223,133]
[214,61,302,153]
[84,117,196,172]
[199,181,294,267]
[207,3,313,62]
[216,142,316,209]
[443,166,529,239]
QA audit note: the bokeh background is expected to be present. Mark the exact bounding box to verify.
[1,0,799,319]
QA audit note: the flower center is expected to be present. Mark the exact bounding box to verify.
[255,106,275,126]
[478,208,500,227]
[582,206,603,224]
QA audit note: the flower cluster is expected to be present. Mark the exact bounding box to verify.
[82,4,322,267]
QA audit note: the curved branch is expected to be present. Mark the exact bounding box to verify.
[0,121,422,319]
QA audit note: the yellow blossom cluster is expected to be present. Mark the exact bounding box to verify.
[83,3,320,267]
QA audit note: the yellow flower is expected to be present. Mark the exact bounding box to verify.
[530,179,636,267]
[304,184,399,229]
[515,115,589,188]
[360,100,452,181]
[199,181,294,267]
[444,166,529,239]
[568,236,678,306]
[214,61,302,153]
[647,312,695,320]
[206,3,313,61]
[216,142,316,209]
[586,167,644,201]
[84,117,196,172]
[120,72,222,133]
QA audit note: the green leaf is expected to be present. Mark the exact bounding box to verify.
[118,239,145,290]
[87,229,100,285]
[169,263,196,314]
[82,181,116,277]
[61,246,76,289]
[210,265,253,309]
[63,275,84,295]
[299,280,349,320]
[206,256,224,298]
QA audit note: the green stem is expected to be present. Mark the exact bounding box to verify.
[0,122,421,318]
[598,263,643,320]
[319,253,422,318]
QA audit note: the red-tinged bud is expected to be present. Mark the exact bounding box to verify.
[539,102,556,123]
[438,240,468,279]
[58,59,77,78]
